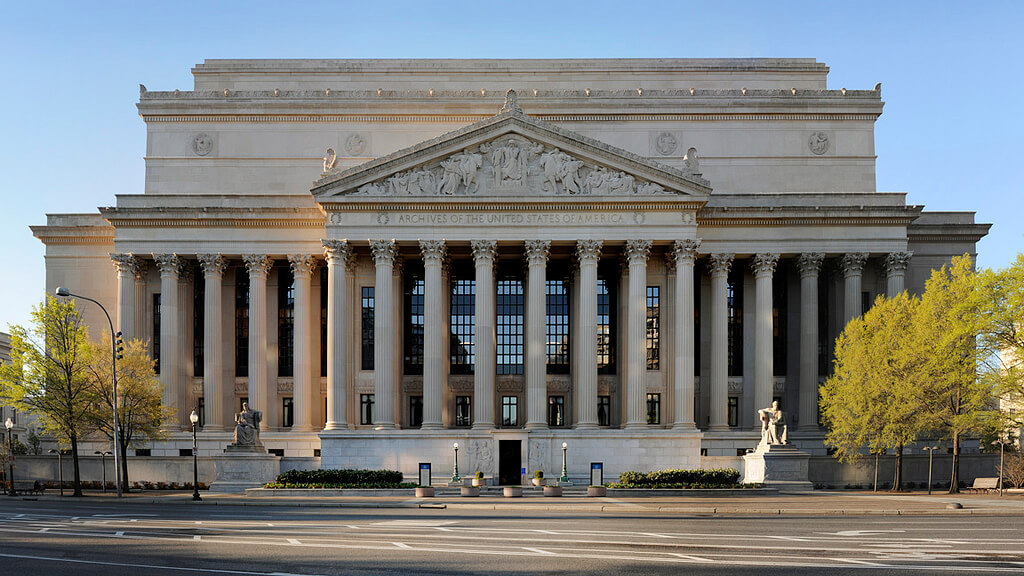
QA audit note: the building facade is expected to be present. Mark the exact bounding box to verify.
[32,59,989,482]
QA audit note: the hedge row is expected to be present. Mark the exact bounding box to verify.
[613,468,741,488]
[272,468,405,487]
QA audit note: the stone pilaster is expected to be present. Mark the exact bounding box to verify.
[752,253,779,414]
[524,239,551,429]
[574,239,602,429]
[471,240,497,429]
[322,240,352,430]
[671,239,700,429]
[153,253,182,430]
[288,254,316,431]
[198,253,227,430]
[623,240,652,427]
[243,254,274,429]
[110,253,139,341]
[177,263,194,429]
[133,261,148,341]
[370,239,398,429]
[841,253,868,323]
[797,253,823,430]
[419,240,447,429]
[708,253,733,431]
[885,251,912,296]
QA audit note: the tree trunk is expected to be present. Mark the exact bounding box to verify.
[119,436,131,492]
[893,444,904,491]
[949,433,961,494]
[69,435,83,497]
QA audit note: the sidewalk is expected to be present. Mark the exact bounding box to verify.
[8,489,1024,516]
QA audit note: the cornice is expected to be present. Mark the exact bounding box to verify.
[104,218,326,229]
[321,200,705,213]
[99,206,326,229]
[31,224,114,246]
[697,205,920,227]
[139,112,881,124]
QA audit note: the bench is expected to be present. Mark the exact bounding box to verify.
[11,480,45,495]
[968,477,1000,493]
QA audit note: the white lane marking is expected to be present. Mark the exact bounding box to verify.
[373,520,458,527]
[288,538,302,545]
[393,542,412,549]
[828,530,905,537]
[194,535,202,541]
[641,532,674,539]
[92,513,158,517]
[0,552,325,575]
[522,547,556,555]
[834,558,888,567]
[38,528,49,533]
[535,530,559,535]
[115,531,125,536]
[667,553,714,563]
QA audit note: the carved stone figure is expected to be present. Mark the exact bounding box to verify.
[655,131,678,155]
[636,182,665,195]
[323,148,337,172]
[758,401,788,447]
[539,148,583,194]
[808,132,830,155]
[192,133,213,156]
[472,439,494,474]
[232,402,263,447]
[481,138,542,186]
[438,151,483,195]
[683,147,700,173]
[584,166,635,195]
[344,133,367,156]
[356,182,386,196]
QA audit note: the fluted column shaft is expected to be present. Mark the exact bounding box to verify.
[672,240,699,429]
[370,240,398,429]
[842,253,868,324]
[323,240,351,430]
[885,251,912,296]
[420,240,447,429]
[111,254,138,341]
[289,255,315,431]
[708,254,733,430]
[752,254,778,413]
[134,263,147,341]
[198,254,226,430]
[574,240,602,429]
[153,254,181,430]
[243,254,273,428]
[797,253,823,429]
[471,241,497,429]
[624,240,652,427]
[524,240,551,429]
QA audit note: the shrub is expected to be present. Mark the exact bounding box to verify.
[270,468,407,488]
[475,471,484,479]
[612,468,741,488]
[533,470,543,479]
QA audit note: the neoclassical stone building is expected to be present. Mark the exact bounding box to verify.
[32,59,988,482]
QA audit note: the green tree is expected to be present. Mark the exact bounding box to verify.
[83,333,171,492]
[0,297,96,496]
[978,253,1024,431]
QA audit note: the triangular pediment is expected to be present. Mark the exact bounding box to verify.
[311,93,711,201]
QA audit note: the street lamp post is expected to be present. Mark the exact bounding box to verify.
[559,442,569,484]
[94,451,111,493]
[5,418,14,496]
[992,439,1010,497]
[451,442,460,483]
[56,286,123,498]
[190,409,201,501]
[922,446,939,495]
[49,449,64,496]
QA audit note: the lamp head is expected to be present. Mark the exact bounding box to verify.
[453,442,459,449]
[55,286,70,297]
[4,417,11,430]
[190,410,199,425]
[562,442,568,449]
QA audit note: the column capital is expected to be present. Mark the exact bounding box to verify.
[110,253,140,276]
[152,253,182,277]
[841,252,869,277]
[470,240,497,266]
[671,239,701,267]
[197,253,227,277]
[575,239,603,264]
[369,239,398,265]
[419,240,447,265]
[242,254,274,278]
[322,239,353,267]
[708,253,734,276]
[625,239,652,263]
[797,253,825,277]
[524,240,551,266]
[884,251,913,274]
[288,254,317,277]
[751,253,779,278]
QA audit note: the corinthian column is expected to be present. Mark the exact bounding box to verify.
[153,253,182,430]
[574,240,602,429]
[671,239,700,429]
[134,261,148,340]
[243,254,273,429]
[370,240,398,429]
[419,240,447,429]
[524,240,551,429]
[198,254,226,430]
[752,253,779,413]
[842,253,868,323]
[111,253,139,341]
[885,251,912,296]
[797,253,823,430]
[708,253,733,431]
[322,240,351,430]
[471,240,497,429]
[624,240,652,428]
[289,254,316,431]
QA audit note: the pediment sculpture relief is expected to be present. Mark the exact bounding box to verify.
[345,135,677,197]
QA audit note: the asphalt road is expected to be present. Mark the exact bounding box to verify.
[1,499,1023,575]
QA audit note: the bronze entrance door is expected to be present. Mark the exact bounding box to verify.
[498,440,521,485]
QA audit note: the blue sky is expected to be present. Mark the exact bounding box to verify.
[1,0,1021,330]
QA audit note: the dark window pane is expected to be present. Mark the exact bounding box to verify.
[235,267,249,377]
[727,268,743,377]
[646,285,660,370]
[546,279,570,374]
[455,395,472,427]
[496,271,524,375]
[404,265,424,374]
[450,275,475,374]
[360,394,375,425]
[547,395,565,427]
[320,267,328,378]
[278,266,294,377]
[597,269,617,374]
[409,396,423,428]
[193,262,204,377]
[153,293,161,374]
[502,395,519,427]
[361,287,374,370]
[282,397,294,428]
[597,395,611,427]
[646,393,661,425]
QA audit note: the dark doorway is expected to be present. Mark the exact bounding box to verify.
[498,440,522,486]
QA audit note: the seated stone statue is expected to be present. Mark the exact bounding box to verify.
[232,402,262,447]
[758,400,788,447]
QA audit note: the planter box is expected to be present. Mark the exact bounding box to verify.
[415,487,435,498]
[471,478,487,487]
[543,485,563,497]
[587,486,607,497]
[532,478,546,487]
[503,486,523,498]
[460,486,480,497]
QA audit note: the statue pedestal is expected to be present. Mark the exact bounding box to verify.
[742,444,813,490]
[210,449,281,493]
